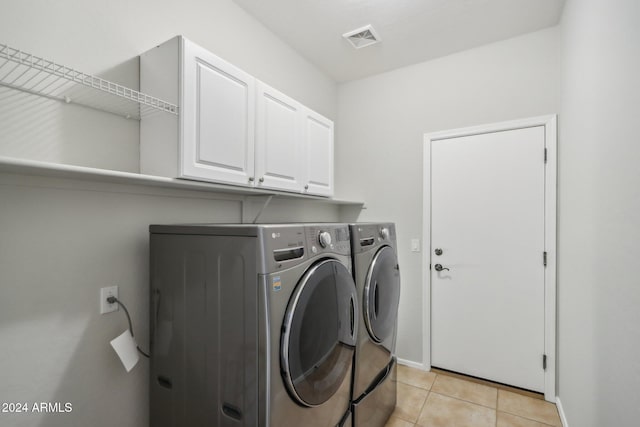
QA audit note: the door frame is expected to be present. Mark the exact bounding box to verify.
[421,115,557,402]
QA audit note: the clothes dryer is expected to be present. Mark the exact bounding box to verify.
[349,223,401,427]
[149,223,357,427]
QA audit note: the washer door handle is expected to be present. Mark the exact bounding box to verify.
[373,281,379,318]
[349,296,355,339]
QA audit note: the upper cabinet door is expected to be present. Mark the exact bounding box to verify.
[180,39,255,186]
[254,81,304,192]
[303,109,334,197]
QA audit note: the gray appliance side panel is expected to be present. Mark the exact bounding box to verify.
[150,234,258,427]
[257,274,270,427]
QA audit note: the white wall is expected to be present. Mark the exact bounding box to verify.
[0,1,340,426]
[557,0,640,425]
[336,27,560,364]
[0,174,340,427]
[0,0,337,172]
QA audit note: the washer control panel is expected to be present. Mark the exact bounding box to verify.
[261,226,307,272]
[306,225,351,256]
[318,231,332,248]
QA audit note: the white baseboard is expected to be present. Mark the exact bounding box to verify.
[556,396,568,427]
[396,357,427,370]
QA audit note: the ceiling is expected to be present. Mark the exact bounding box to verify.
[232,0,565,82]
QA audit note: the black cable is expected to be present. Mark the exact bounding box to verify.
[107,296,150,358]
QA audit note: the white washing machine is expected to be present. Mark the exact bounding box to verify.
[349,223,401,427]
[149,223,357,427]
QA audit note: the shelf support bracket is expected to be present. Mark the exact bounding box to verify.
[241,195,274,224]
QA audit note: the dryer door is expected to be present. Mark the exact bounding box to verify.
[363,246,401,347]
[281,259,357,407]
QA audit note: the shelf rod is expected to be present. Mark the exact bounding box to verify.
[0,80,137,120]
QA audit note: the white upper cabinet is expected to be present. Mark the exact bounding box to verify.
[303,109,334,197]
[140,36,333,197]
[141,36,255,187]
[255,81,303,192]
[181,40,255,186]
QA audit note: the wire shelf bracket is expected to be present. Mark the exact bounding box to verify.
[0,43,178,120]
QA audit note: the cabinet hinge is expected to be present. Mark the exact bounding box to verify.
[543,251,547,267]
[543,354,547,370]
[544,148,548,163]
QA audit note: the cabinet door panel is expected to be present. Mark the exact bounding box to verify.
[182,40,255,186]
[255,82,303,192]
[304,110,334,197]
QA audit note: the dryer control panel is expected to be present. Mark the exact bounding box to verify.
[350,223,397,254]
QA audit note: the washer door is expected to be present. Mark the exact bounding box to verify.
[281,259,358,407]
[363,246,401,344]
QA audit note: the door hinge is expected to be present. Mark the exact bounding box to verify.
[544,148,548,163]
[543,251,547,267]
[429,263,432,270]
[543,354,547,370]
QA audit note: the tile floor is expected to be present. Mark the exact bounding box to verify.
[385,365,562,427]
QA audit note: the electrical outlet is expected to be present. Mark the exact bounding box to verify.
[100,286,119,314]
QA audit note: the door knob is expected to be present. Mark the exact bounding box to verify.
[434,264,449,272]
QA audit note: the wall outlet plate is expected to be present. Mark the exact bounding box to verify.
[100,286,119,314]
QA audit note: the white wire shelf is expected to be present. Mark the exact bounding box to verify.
[0,43,178,120]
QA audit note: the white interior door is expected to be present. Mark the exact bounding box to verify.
[430,126,546,392]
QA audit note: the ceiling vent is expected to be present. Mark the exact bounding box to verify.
[342,25,381,49]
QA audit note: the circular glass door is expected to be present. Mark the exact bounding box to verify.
[363,246,401,343]
[281,259,357,407]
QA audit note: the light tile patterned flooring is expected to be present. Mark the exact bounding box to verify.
[385,365,562,427]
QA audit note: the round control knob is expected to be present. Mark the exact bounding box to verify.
[380,227,390,240]
[318,231,332,248]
